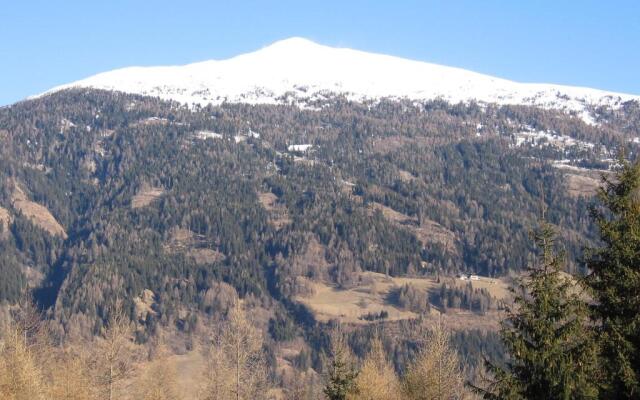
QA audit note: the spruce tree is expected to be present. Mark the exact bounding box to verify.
[585,158,640,398]
[477,222,599,399]
[323,330,358,400]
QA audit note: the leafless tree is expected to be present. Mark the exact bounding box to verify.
[47,346,96,400]
[348,338,400,400]
[93,304,135,400]
[0,319,46,400]
[200,301,269,400]
[402,320,467,400]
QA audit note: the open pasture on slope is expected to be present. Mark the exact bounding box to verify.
[296,271,511,330]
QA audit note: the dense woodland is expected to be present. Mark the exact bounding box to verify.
[1,89,639,398]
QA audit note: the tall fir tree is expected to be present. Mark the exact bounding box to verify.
[324,329,358,400]
[585,158,640,398]
[476,222,599,399]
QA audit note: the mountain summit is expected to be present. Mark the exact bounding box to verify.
[41,37,638,121]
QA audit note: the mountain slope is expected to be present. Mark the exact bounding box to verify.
[1,87,632,384]
[40,38,639,123]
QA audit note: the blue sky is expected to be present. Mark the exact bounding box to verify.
[1,0,639,106]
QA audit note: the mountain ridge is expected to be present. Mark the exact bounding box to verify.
[37,37,640,123]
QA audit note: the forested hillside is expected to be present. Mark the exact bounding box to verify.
[0,89,638,398]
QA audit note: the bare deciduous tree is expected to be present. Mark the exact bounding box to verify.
[47,347,96,400]
[200,301,269,400]
[348,338,400,400]
[199,336,235,400]
[93,305,135,400]
[402,320,467,400]
[0,322,46,400]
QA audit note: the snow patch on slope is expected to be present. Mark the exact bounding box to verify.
[513,130,595,150]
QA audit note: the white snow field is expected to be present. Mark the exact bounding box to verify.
[39,37,639,121]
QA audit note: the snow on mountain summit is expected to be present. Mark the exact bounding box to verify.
[41,37,639,120]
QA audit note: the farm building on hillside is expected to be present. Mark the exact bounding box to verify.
[458,274,481,281]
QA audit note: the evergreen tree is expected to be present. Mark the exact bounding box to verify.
[585,158,640,398]
[476,222,599,399]
[323,330,358,400]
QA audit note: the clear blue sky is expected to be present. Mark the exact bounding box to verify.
[2,0,639,106]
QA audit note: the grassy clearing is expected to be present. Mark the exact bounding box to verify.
[11,185,67,238]
[131,187,164,209]
[163,227,224,264]
[297,271,510,330]
[370,202,456,252]
[0,206,11,234]
[565,173,601,197]
[452,275,511,300]
[258,192,291,228]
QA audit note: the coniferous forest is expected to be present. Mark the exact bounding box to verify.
[1,89,639,398]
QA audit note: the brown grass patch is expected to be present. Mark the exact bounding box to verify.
[369,135,446,154]
[370,136,415,154]
[398,169,416,182]
[565,173,602,197]
[296,280,418,325]
[13,200,67,238]
[258,192,291,228]
[164,351,205,400]
[165,227,196,249]
[0,206,11,236]
[11,185,66,238]
[296,272,439,325]
[186,248,225,265]
[164,227,199,250]
[339,180,365,205]
[297,271,509,331]
[132,186,164,209]
[293,157,317,166]
[163,227,224,264]
[339,179,356,194]
[452,276,511,301]
[125,343,297,400]
[370,202,456,252]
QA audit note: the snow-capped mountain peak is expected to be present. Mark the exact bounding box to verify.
[40,38,639,122]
